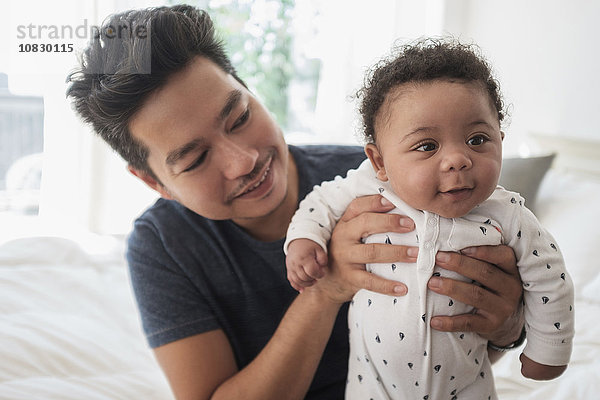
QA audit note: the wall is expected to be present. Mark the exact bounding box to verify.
[443,0,600,155]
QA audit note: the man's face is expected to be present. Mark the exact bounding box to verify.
[128,57,290,222]
[366,80,503,218]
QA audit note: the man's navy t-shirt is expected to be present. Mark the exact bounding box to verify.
[127,145,366,399]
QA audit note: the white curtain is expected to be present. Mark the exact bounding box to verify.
[6,0,162,235]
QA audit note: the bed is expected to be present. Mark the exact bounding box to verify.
[492,135,600,399]
[1,136,599,399]
[0,234,174,400]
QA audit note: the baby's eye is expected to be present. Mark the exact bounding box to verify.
[415,142,437,152]
[467,135,487,146]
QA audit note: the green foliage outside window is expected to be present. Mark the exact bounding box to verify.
[167,0,298,129]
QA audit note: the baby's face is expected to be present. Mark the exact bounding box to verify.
[366,80,503,218]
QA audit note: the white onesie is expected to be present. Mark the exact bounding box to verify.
[285,159,574,400]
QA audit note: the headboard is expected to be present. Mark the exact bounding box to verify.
[529,133,600,181]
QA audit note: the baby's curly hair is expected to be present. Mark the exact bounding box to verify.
[356,38,505,143]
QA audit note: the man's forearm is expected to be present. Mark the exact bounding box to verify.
[212,291,342,400]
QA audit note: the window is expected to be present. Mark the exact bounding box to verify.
[0,72,44,216]
[173,0,322,135]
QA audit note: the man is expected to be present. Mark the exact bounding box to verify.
[67,5,524,400]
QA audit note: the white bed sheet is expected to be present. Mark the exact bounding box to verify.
[0,169,599,399]
[493,170,600,399]
[0,235,174,400]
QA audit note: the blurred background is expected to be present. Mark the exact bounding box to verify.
[1,0,599,239]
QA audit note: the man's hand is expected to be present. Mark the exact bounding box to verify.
[314,195,416,304]
[427,245,524,345]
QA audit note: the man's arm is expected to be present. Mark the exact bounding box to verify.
[154,290,341,400]
[153,194,524,399]
[153,195,416,400]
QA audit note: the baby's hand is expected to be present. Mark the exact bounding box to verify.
[519,353,567,380]
[286,239,328,292]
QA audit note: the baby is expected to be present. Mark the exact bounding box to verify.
[284,39,574,399]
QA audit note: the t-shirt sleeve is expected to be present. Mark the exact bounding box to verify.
[127,220,220,348]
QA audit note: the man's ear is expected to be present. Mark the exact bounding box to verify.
[127,165,174,200]
[364,143,388,181]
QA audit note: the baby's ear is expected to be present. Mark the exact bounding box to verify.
[364,143,388,181]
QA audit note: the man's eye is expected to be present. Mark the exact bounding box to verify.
[232,108,250,131]
[183,152,207,172]
[415,142,437,152]
[468,135,487,146]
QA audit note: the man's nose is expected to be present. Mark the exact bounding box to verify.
[217,139,259,180]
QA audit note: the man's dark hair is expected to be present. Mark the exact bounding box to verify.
[66,5,245,180]
[356,38,505,143]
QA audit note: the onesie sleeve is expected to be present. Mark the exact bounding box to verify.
[503,193,574,366]
[284,159,378,254]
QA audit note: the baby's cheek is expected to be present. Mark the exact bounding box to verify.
[392,173,435,209]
